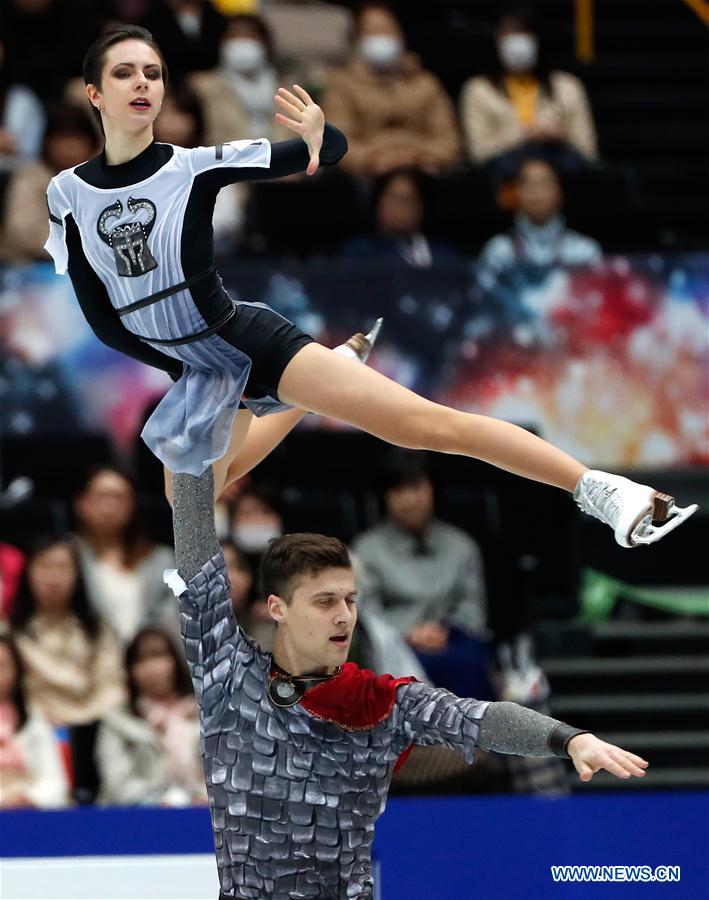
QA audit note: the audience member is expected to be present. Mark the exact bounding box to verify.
[230,484,284,562]
[97,627,206,806]
[0,104,99,263]
[10,536,125,725]
[0,40,46,166]
[222,539,274,650]
[0,634,70,808]
[460,6,598,178]
[340,169,458,266]
[323,2,460,176]
[0,542,25,620]
[73,468,176,645]
[262,0,353,94]
[477,157,602,282]
[352,451,494,700]
[130,0,227,83]
[154,84,245,255]
[192,14,283,142]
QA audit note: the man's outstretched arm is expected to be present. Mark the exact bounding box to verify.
[170,468,253,720]
[397,684,648,783]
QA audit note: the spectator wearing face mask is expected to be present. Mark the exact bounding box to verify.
[229,484,284,567]
[96,627,206,806]
[0,103,99,263]
[340,168,459,266]
[323,1,461,176]
[190,14,288,145]
[478,157,601,282]
[460,6,598,178]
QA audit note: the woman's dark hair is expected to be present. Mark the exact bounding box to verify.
[156,83,206,147]
[0,635,29,731]
[231,484,282,520]
[9,536,101,640]
[74,466,153,570]
[125,628,192,718]
[40,103,100,169]
[225,14,276,65]
[82,25,169,130]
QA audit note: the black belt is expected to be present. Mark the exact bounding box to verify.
[137,303,237,346]
[117,266,217,317]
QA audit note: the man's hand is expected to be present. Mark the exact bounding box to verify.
[274,85,324,176]
[567,733,649,782]
[407,621,449,653]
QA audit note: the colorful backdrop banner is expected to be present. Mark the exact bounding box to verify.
[1,254,707,468]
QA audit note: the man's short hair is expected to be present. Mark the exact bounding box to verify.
[259,533,352,603]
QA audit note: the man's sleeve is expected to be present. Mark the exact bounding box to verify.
[168,469,255,725]
[397,682,585,762]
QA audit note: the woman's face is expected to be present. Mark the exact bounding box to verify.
[131,634,177,701]
[87,38,165,135]
[75,471,135,539]
[0,643,18,703]
[27,544,77,616]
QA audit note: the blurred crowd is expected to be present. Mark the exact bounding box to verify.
[0,0,604,268]
[0,449,565,808]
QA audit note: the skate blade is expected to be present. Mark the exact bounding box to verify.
[631,500,698,546]
[346,317,384,363]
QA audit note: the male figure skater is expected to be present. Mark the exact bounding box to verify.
[166,467,648,900]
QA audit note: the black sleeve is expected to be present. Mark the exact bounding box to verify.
[65,215,183,380]
[201,123,348,191]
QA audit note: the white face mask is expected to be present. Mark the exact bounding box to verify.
[221,38,267,74]
[359,34,403,69]
[497,33,538,73]
[232,522,281,553]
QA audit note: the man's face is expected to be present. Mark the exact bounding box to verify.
[386,476,434,534]
[517,160,561,224]
[269,567,357,674]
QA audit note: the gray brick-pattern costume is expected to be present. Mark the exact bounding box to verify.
[170,469,581,899]
[178,554,488,899]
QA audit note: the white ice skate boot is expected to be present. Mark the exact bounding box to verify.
[333,318,383,363]
[574,470,698,548]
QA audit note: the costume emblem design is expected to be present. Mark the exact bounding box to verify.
[96,196,157,276]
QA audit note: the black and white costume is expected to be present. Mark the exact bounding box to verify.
[44,126,347,474]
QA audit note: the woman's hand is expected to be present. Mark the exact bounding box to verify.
[567,733,649,782]
[274,85,324,176]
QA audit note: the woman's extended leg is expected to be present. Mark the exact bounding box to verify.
[277,344,697,546]
[278,343,584,490]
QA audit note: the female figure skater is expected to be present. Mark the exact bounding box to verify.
[45,26,695,548]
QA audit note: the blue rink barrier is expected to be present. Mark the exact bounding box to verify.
[1,792,708,900]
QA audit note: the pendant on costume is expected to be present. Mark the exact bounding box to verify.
[269,674,304,708]
[97,196,158,277]
[268,665,342,710]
